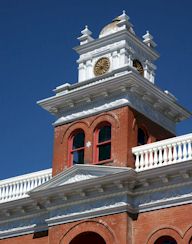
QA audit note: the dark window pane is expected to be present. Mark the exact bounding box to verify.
[137,128,148,146]
[73,132,85,149]
[73,150,84,164]
[98,144,111,161]
[155,236,177,244]
[99,126,111,143]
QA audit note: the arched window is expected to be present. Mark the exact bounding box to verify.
[137,127,148,146]
[133,59,144,76]
[69,130,85,165]
[70,232,106,244]
[154,236,177,244]
[94,123,111,163]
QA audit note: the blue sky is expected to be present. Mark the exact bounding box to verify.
[0,0,192,179]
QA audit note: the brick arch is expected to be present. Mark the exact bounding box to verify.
[61,121,89,144]
[59,220,118,244]
[89,112,120,130]
[183,226,192,243]
[147,227,182,244]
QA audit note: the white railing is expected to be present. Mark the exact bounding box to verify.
[0,168,52,203]
[132,133,192,171]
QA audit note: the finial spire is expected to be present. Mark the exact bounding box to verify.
[116,10,135,34]
[78,25,94,45]
[142,30,157,48]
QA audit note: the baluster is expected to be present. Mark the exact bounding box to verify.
[9,183,13,200]
[163,146,168,165]
[5,184,9,200]
[12,182,16,198]
[30,178,34,191]
[19,181,23,197]
[0,186,2,201]
[38,177,41,186]
[3,184,7,200]
[26,179,31,192]
[149,149,153,168]
[37,177,41,186]
[158,147,163,166]
[168,144,172,164]
[140,152,144,170]
[135,152,140,171]
[6,183,10,200]
[46,174,50,181]
[153,148,158,167]
[187,139,192,159]
[23,179,27,196]
[1,185,5,200]
[182,140,187,161]
[42,175,45,184]
[34,177,38,188]
[172,143,177,162]
[177,142,182,161]
[144,150,149,169]
[15,182,20,200]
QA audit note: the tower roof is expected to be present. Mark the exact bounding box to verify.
[99,17,121,37]
[99,11,134,38]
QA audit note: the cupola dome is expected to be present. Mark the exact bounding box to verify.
[99,16,121,37]
[99,11,135,38]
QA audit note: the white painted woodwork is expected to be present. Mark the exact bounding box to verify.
[0,169,52,203]
[132,133,192,171]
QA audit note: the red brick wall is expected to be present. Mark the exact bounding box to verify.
[52,106,174,175]
[133,204,192,244]
[49,212,129,244]
[1,205,191,243]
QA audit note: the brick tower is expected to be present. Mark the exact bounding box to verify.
[0,11,192,244]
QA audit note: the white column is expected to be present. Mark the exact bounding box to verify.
[144,64,150,80]
[119,48,128,67]
[128,55,133,67]
[149,70,155,83]
[86,60,92,80]
[78,63,86,82]
[112,51,119,69]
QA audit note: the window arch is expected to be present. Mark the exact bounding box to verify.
[69,232,106,244]
[94,123,111,163]
[154,236,177,244]
[137,127,148,146]
[69,130,85,165]
[133,59,144,76]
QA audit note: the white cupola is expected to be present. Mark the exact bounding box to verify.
[74,11,159,84]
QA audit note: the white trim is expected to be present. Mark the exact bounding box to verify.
[0,163,192,239]
[37,70,190,134]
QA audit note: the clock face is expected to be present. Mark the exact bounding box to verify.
[94,57,110,76]
[133,59,144,76]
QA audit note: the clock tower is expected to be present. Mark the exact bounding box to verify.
[38,11,189,176]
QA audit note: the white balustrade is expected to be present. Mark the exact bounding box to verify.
[132,133,192,171]
[0,168,52,203]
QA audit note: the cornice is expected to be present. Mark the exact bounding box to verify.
[0,162,192,239]
[37,68,191,133]
[38,70,190,121]
[74,29,159,61]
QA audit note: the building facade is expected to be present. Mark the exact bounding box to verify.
[0,11,192,244]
